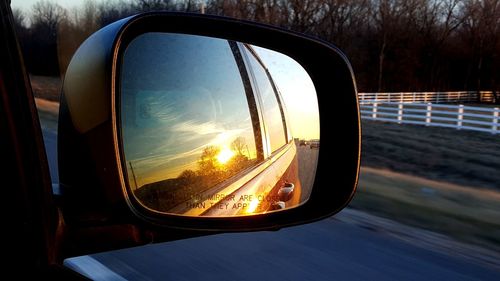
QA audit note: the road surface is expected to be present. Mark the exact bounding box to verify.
[43,129,58,184]
[42,128,500,280]
[64,211,500,281]
[297,145,318,202]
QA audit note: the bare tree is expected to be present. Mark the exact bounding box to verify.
[281,0,324,33]
[12,8,27,30]
[460,0,500,97]
[315,0,370,55]
[78,0,100,34]
[410,0,464,90]
[198,146,221,175]
[371,0,396,91]
[26,1,68,75]
[134,0,176,11]
[14,0,500,94]
[231,137,247,156]
[57,1,102,75]
[207,0,263,21]
[98,0,136,25]
[369,0,423,91]
[31,0,67,35]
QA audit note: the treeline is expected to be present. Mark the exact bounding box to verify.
[12,0,500,93]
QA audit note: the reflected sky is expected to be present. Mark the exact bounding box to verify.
[121,33,257,188]
[244,46,287,153]
[254,47,320,140]
[120,33,320,192]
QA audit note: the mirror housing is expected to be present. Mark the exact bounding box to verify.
[59,12,360,235]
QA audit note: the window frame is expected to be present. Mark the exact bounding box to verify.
[228,40,265,162]
[238,43,291,158]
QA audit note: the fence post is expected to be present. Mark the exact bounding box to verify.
[493,108,499,134]
[457,105,464,129]
[426,103,432,125]
[424,92,427,102]
[375,92,378,103]
[398,102,403,124]
[372,102,378,119]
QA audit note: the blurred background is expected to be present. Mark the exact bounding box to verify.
[11,0,500,279]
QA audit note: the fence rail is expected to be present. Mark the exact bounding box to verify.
[360,102,499,134]
[359,91,496,104]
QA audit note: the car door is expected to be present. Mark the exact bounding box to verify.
[4,3,359,276]
[0,1,85,278]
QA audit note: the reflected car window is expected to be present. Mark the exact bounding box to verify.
[121,33,259,212]
[243,46,287,154]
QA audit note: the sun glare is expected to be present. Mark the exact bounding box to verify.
[245,198,260,214]
[217,147,234,165]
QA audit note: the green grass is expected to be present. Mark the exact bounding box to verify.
[361,120,500,190]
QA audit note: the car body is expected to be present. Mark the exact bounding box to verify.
[309,140,320,149]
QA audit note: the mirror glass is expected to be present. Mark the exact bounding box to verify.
[120,33,319,217]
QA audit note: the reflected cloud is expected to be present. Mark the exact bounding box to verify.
[120,33,318,217]
[128,126,254,187]
[172,120,222,135]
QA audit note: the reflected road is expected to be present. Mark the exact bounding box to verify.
[297,145,318,202]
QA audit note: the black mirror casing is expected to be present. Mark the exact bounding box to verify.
[59,12,360,244]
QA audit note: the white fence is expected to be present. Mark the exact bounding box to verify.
[360,102,499,134]
[359,91,496,104]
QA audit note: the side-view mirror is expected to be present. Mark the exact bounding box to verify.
[120,33,313,217]
[58,12,360,256]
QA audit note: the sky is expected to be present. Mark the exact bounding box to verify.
[255,46,320,141]
[11,0,320,142]
[11,0,86,12]
[125,45,320,187]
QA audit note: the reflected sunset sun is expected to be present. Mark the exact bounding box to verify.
[217,146,235,165]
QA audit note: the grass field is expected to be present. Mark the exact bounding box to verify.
[355,120,500,251]
[353,167,500,251]
[360,120,500,190]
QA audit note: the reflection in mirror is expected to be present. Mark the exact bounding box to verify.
[120,33,319,217]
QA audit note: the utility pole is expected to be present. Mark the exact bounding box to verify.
[129,161,138,190]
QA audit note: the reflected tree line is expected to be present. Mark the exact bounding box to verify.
[12,0,500,101]
[135,137,256,212]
